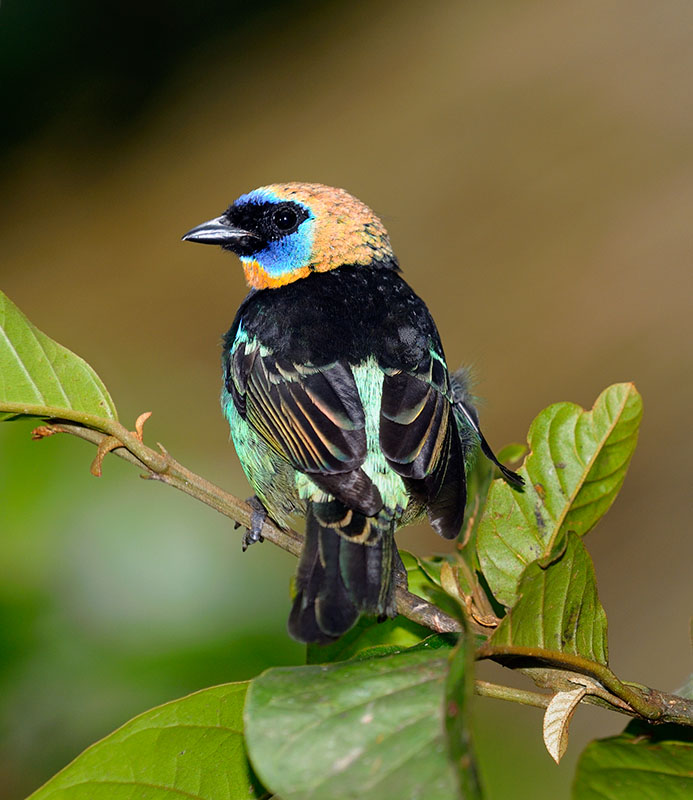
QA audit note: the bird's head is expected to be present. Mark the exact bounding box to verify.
[183,182,397,290]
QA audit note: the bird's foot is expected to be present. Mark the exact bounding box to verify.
[234,496,268,551]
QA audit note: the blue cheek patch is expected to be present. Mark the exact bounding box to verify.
[234,186,315,278]
[251,218,315,277]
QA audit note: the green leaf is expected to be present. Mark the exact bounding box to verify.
[461,442,526,559]
[573,721,693,799]
[495,442,528,466]
[401,551,470,618]
[490,532,608,664]
[477,383,642,607]
[306,614,435,665]
[0,289,117,422]
[445,634,483,799]
[399,550,446,597]
[28,682,264,800]
[245,648,478,800]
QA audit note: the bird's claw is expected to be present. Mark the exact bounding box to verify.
[241,496,267,551]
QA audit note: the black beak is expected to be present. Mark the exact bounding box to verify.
[182,215,260,247]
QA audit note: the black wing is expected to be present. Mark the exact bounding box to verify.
[226,336,382,516]
[379,351,466,539]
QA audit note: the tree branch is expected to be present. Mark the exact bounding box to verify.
[30,417,693,728]
[34,419,457,631]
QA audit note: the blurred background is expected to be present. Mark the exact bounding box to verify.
[1,1,692,797]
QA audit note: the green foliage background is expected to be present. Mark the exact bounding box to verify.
[1,1,692,798]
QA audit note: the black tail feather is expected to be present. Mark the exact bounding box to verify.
[315,523,360,637]
[340,533,396,615]
[477,429,525,488]
[287,520,328,643]
[288,502,397,644]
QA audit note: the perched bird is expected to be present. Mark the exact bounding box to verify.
[183,183,520,644]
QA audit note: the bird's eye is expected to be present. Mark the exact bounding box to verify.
[272,207,298,231]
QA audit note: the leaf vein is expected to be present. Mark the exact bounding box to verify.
[0,325,46,403]
[44,779,208,799]
[273,672,442,760]
[26,324,72,407]
[548,388,630,547]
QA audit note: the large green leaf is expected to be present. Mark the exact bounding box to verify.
[477,383,642,607]
[0,289,117,422]
[245,648,479,800]
[490,532,608,664]
[28,682,263,800]
[573,721,693,799]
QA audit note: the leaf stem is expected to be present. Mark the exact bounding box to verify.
[474,680,551,709]
[476,644,693,724]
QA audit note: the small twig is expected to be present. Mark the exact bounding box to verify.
[472,678,645,719]
[476,644,660,717]
[477,644,693,725]
[474,680,551,710]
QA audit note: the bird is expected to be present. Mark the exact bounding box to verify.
[183,182,521,644]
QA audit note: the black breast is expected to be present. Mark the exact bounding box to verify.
[223,264,444,370]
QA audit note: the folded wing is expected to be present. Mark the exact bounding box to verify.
[379,352,466,539]
[227,339,382,516]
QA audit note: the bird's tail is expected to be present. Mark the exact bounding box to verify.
[288,500,399,644]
